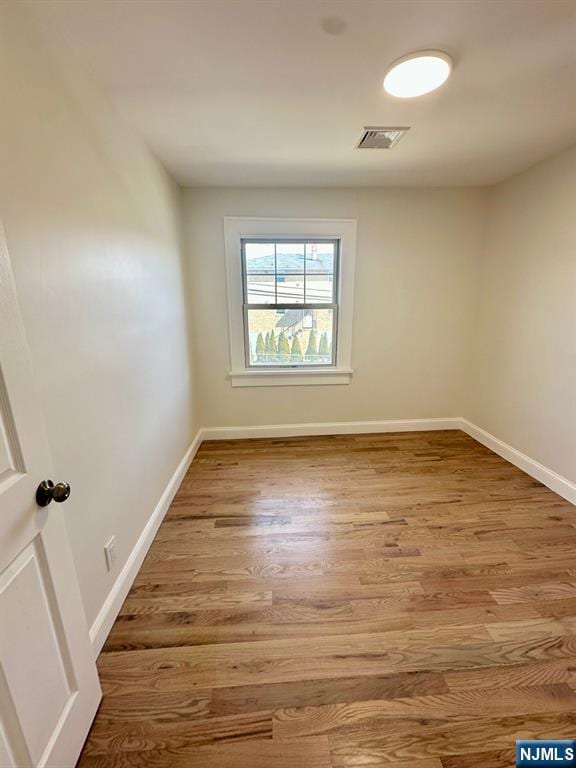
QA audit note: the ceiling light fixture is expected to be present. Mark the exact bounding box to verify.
[383,50,452,98]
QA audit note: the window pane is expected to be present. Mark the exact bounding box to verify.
[246,274,275,303]
[276,273,305,303]
[247,308,335,366]
[244,242,275,274]
[305,273,334,303]
[276,243,305,302]
[306,242,335,273]
[276,243,305,272]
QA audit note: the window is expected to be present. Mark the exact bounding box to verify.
[241,239,339,368]
[225,218,356,387]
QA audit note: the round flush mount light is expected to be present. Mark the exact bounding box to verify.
[383,50,452,98]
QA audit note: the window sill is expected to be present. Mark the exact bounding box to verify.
[228,368,354,388]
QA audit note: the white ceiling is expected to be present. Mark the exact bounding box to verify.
[26,0,576,187]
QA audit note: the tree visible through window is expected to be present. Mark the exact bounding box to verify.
[241,239,338,367]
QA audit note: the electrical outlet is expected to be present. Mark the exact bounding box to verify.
[104,536,116,572]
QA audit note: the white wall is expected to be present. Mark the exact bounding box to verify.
[184,187,487,427]
[0,2,197,628]
[467,146,576,483]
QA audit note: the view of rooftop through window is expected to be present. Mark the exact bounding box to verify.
[242,239,338,367]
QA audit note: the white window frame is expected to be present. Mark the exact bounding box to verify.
[224,217,356,387]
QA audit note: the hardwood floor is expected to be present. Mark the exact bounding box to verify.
[77,430,576,767]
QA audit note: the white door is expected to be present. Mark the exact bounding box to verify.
[0,222,101,768]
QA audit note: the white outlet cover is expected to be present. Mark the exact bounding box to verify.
[104,537,116,571]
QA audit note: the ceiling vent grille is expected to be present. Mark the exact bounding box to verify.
[356,126,409,149]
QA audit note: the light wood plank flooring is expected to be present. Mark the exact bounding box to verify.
[77,430,576,768]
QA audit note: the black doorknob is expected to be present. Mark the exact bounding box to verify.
[36,480,71,507]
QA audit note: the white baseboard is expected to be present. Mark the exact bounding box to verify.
[459,418,576,505]
[89,430,203,656]
[200,418,461,441]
